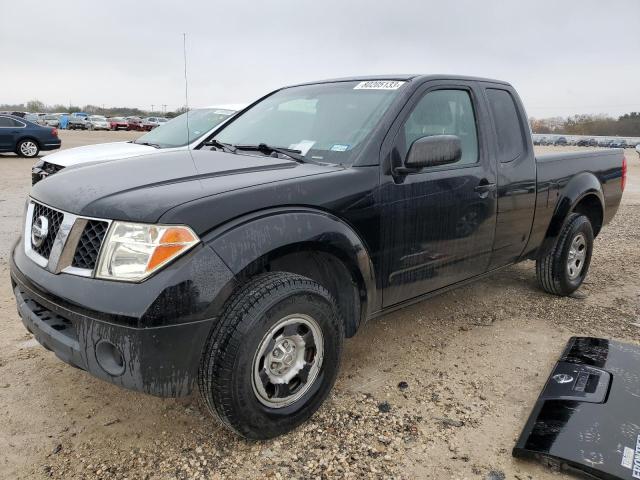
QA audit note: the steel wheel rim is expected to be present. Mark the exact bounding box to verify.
[252,313,324,408]
[20,141,38,157]
[567,233,587,280]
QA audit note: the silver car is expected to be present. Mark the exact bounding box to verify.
[43,114,59,127]
[86,115,110,131]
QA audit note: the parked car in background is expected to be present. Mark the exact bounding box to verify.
[553,136,567,146]
[610,139,627,148]
[86,115,110,131]
[0,114,60,157]
[68,116,87,130]
[25,113,45,125]
[576,138,589,147]
[142,117,168,130]
[43,114,59,127]
[125,116,144,131]
[108,117,129,131]
[31,104,244,183]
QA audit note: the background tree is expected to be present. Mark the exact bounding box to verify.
[25,99,45,112]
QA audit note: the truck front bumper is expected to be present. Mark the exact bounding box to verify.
[10,238,237,397]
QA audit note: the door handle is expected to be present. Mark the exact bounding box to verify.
[474,180,496,198]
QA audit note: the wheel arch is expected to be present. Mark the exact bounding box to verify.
[16,135,41,148]
[538,172,604,257]
[204,207,377,337]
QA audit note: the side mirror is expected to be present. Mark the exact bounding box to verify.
[398,135,462,174]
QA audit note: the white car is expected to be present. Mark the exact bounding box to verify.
[43,114,59,127]
[32,104,245,184]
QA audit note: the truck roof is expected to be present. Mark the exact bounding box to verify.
[287,74,511,88]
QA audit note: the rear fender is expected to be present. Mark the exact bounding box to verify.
[539,172,604,256]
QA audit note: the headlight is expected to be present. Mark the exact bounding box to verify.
[96,222,199,281]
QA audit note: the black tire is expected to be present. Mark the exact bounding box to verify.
[16,139,40,158]
[198,272,344,439]
[536,213,594,296]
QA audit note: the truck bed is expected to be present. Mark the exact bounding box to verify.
[526,148,625,257]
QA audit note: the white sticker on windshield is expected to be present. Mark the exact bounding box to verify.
[213,110,233,115]
[330,144,350,152]
[354,80,405,90]
[289,140,316,156]
[622,446,634,469]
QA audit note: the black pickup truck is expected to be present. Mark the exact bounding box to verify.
[10,75,626,439]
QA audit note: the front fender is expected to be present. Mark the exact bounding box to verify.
[203,207,377,321]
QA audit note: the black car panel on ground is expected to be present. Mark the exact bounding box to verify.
[0,114,61,157]
[10,75,625,439]
[514,337,640,480]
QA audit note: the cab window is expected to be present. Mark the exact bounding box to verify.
[399,89,479,166]
[486,88,526,163]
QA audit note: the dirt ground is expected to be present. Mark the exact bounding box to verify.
[0,132,639,479]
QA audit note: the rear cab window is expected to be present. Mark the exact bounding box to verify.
[486,88,527,162]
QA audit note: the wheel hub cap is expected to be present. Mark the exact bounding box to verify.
[21,141,37,156]
[567,233,587,280]
[252,314,324,408]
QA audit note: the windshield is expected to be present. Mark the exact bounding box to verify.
[134,108,235,148]
[45,115,57,120]
[213,80,405,165]
[90,116,106,121]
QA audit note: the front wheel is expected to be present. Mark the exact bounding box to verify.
[198,272,344,439]
[536,213,594,296]
[16,139,40,158]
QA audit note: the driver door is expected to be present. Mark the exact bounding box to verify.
[380,83,497,307]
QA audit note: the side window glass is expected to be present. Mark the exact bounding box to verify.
[400,89,478,166]
[0,117,12,127]
[486,88,526,162]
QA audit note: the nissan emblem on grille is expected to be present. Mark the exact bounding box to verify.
[31,215,49,248]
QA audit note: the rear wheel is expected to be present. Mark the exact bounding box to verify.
[198,272,344,439]
[536,213,594,296]
[16,139,39,158]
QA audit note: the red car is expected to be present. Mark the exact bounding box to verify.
[125,116,144,131]
[108,117,130,131]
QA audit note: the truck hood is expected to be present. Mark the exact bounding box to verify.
[43,141,158,167]
[31,150,340,227]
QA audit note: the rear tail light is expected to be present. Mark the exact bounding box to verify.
[621,156,627,192]
[51,128,58,137]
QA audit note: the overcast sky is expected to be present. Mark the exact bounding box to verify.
[2,0,639,118]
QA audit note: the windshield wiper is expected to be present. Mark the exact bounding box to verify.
[136,141,161,148]
[234,143,312,163]
[203,139,237,154]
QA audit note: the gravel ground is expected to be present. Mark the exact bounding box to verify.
[0,134,638,479]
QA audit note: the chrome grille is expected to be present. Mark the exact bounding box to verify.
[31,202,64,259]
[24,200,111,277]
[72,220,108,270]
